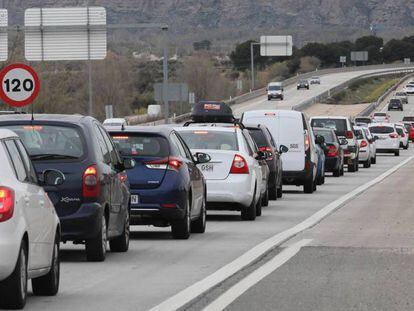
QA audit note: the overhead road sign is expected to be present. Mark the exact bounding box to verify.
[351,51,369,62]
[0,64,40,108]
[260,36,293,56]
[154,83,189,102]
[0,9,7,61]
[24,7,107,61]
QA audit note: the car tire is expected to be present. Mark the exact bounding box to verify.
[340,165,345,176]
[355,158,359,171]
[191,195,206,234]
[281,96,284,101]
[404,143,409,150]
[395,150,400,157]
[241,186,257,221]
[256,194,263,217]
[269,175,277,200]
[333,167,341,177]
[109,209,130,252]
[304,174,314,194]
[86,215,107,262]
[363,159,371,168]
[277,183,283,198]
[32,234,60,296]
[371,156,376,165]
[0,241,27,310]
[268,97,271,101]
[261,188,269,207]
[171,198,191,239]
[348,161,356,172]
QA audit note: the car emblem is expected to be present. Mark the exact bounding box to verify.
[61,197,81,203]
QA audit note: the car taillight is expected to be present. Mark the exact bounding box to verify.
[0,186,14,222]
[230,154,249,174]
[119,172,128,183]
[389,133,398,139]
[327,145,338,157]
[259,146,272,152]
[360,140,368,148]
[304,133,310,152]
[346,131,354,139]
[259,146,273,160]
[83,165,100,199]
[145,157,182,171]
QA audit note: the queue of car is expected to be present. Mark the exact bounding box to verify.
[0,99,411,309]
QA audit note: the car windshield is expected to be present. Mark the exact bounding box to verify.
[369,126,394,134]
[313,129,335,143]
[299,80,307,83]
[3,125,84,158]
[390,99,401,104]
[403,116,414,121]
[248,129,268,148]
[111,134,169,157]
[311,119,347,136]
[179,130,238,151]
[268,85,282,91]
[396,92,406,96]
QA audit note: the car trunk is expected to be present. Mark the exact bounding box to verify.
[191,149,235,180]
[127,156,168,189]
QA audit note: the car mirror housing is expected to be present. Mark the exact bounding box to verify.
[41,169,65,186]
[195,152,211,164]
[339,139,348,146]
[123,158,136,170]
[279,145,289,153]
[255,150,266,161]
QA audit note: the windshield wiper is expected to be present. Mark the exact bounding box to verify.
[30,154,79,160]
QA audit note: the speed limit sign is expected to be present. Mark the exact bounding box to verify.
[0,64,40,108]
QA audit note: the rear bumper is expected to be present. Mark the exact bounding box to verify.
[60,203,103,242]
[325,157,341,171]
[282,166,313,185]
[268,93,283,99]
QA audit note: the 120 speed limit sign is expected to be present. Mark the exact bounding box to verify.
[0,64,40,108]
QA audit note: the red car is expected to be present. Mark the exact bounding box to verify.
[403,122,414,142]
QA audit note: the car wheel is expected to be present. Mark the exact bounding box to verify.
[0,241,27,310]
[404,143,409,150]
[261,188,269,207]
[355,158,359,171]
[363,159,371,168]
[241,186,257,221]
[109,209,130,252]
[268,97,271,101]
[191,195,206,234]
[171,197,191,239]
[371,156,376,165]
[304,174,314,193]
[277,183,283,198]
[395,150,400,156]
[333,167,341,177]
[256,195,263,217]
[268,175,277,200]
[32,234,60,296]
[340,165,345,176]
[86,215,107,262]
[348,161,355,172]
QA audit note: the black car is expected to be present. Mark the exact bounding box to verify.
[0,114,134,262]
[297,79,310,90]
[388,98,403,111]
[245,124,284,200]
[313,127,346,177]
[109,126,210,239]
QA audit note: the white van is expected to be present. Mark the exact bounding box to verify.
[241,110,318,193]
[267,82,284,101]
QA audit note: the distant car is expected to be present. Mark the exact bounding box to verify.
[313,127,345,177]
[354,117,372,125]
[403,84,414,95]
[369,123,400,156]
[267,82,284,101]
[310,116,360,173]
[0,114,134,262]
[310,76,321,85]
[0,129,64,310]
[402,116,414,122]
[110,126,209,238]
[402,122,414,142]
[245,124,284,200]
[388,98,403,111]
[372,112,390,123]
[103,118,128,129]
[394,92,408,104]
[297,79,310,90]
[395,124,409,150]
[354,126,372,168]
[177,126,264,220]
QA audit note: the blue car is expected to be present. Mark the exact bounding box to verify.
[109,126,210,239]
[314,133,326,185]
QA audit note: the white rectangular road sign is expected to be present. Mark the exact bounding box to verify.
[260,36,293,56]
[0,9,8,61]
[351,51,369,62]
[25,7,107,61]
[340,56,347,63]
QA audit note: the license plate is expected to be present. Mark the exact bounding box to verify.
[131,195,139,205]
[201,164,214,172]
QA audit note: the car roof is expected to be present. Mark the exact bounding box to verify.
[0,129,18,139]
[176,126,238,133]
[369,123,394,127]
[0,113,93,124]
[243,110,303,118]
[107,125,176,136]
[104,118,126,123]
[310,116,349,120]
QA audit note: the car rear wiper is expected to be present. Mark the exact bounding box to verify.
[30,154,79,160]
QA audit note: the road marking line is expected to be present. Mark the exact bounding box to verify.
[148,155,414,311]
[202,239,312,311]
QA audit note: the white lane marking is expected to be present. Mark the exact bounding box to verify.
[148,156,414,311]
[203,239,313,311]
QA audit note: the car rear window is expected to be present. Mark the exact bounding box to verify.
[396,92,406,96]
[311,119,347,136]
[355,118,371,124]
[390,99,401,104]
[403,117,414,122]
[248,129,268,148]
[111,134,169,157]
[4,125,84,159]
[374,113,386,117]
[313,129,335,143]
[369,126,394,134]
[179,130,238,151]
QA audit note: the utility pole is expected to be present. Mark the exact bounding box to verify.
[250,42,260,91]
[162,26,169,124]
[86,0,93,116]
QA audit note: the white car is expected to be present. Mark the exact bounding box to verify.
[103,118,128,129]
[368,123,400,156]
[395,123,409,150]
[177,127,264,220]
[362,127,377,164]
[310,76,321,85]
[0,130,64,309]
[394,91,408,104]
[372,112,390,123]
[354,126,372,168]
[267,82,284,101]
[403,84,414,95]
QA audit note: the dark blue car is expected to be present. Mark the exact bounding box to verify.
[109,126,210,239]
[0,114,134,262]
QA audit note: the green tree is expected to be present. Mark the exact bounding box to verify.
[230,40,267,71]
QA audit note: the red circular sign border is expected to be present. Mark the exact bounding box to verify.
[0,63,40,108]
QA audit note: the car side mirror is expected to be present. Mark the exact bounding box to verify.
[339,139,348,146]
[255,150,266,161]
[195,152,211,164]
[41,169,65,186]
[373,136,379,141]
[123,158,136,170]
[279,145,289,153]
[315,135,325,145]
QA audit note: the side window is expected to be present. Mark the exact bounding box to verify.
[4,140,29,182]
[241,132,254,156]
[98,126,121,165]
[170,133,187,158]
[266,128,278,149]
[15,140,38,183]
[176,133,194,161]
[94,124,110,163]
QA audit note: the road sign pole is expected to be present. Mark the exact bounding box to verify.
[250,42,260,91]
[162,26,169,124]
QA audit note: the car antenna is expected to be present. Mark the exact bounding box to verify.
[121,124,125,131]
[31,102,35,123]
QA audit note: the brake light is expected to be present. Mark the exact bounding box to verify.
[389,133,398,139]
[230,154,249,174]
[304,133,310,152]
[360,140,368,148]
[346,131,354,139]
[0,187,14,222]
[145,157,182,171]
[259,146,272,152]
[327,145,338,157]
[119,172,128,183]
[83,165,100,199]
